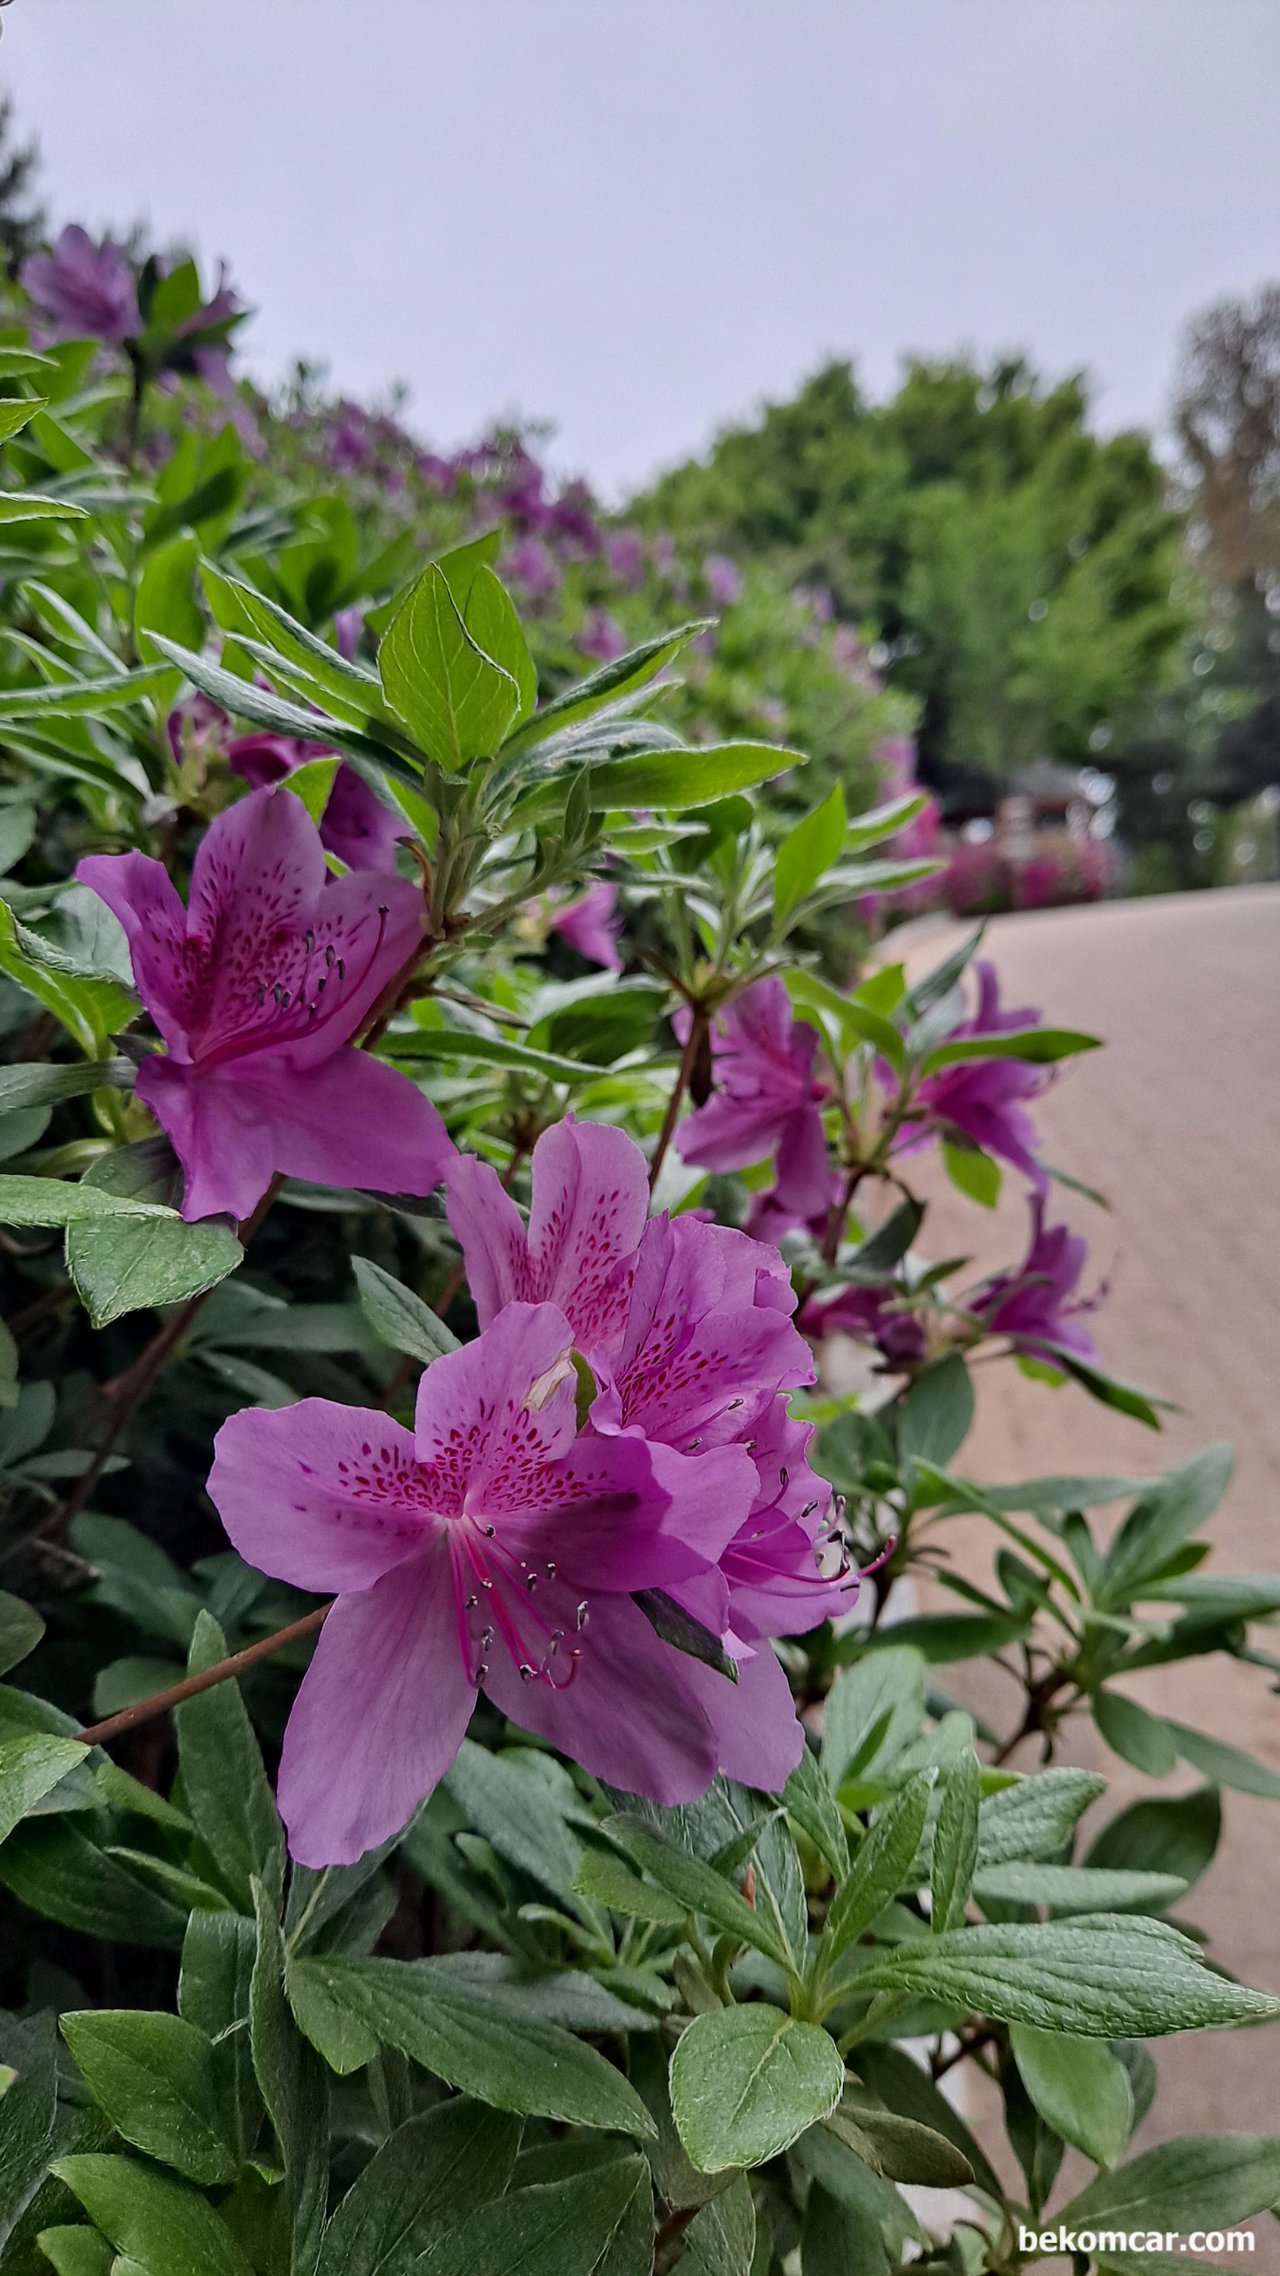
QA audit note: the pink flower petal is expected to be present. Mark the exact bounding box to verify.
[209,1402,436,1592]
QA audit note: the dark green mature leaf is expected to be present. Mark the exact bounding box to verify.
[59,2012,235,2186]
[0,904,135,1056]
[856,2040,1002,2199]
[318,2101,522,2276]
[303,1956,656,2136]
[671,2005,845,2172]
[0,1059,134,1114]
[931,1750,980,1933]
[827,2104,974,2187]
[379,562,520,767]
[419,2155,651,2276]
[1058,2133,1280,2237]
[0,1592,44,1678]
[250,1880,328,2276]
[680,2175,756,2275]
[632,1588,739,1681]
[0,1735,86,1846]
[896,1355,974,1470]
[572,1843,685,1925]
[66,1143,242,1326]
[860,1915,1280,2034]
[822,1646,926,1791]
[785,1745,850,1880]
[1011,2024,1134,2168]
[1086,1786,1221,1892]
[179,1911,258,2165]
[0,2011,57,2252]
[51,2155,255,2276]
[444,1739,582,1905]
[0,1173,179,1230]
[919,1027,1100,1072]
[865,1610,1026,1664]
[352,1255,460,1364]
[587,740,799,812]
[801,2179,886,2276]
[1099,1445,1235,1604]
[977,1768,1106,1864]
[0,670,169,723]
[28,2225,114,2275]
[500,620,709,757]
[774,784,845,925]
[1166,1718,1280,1800]
[1093,1689,1179,1777]
[604,1813,791,1968]
[175,1613,285,1912]
[0,1814,186,1948]
[286,1955,380,2074]
[824,1772,936,1968]
[973,1862,1186,1914]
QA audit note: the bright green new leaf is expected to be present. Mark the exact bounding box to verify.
[0,903,136,1056]
[587,740,800,812]
[379,561,521,767]
[919,1026,1100,1073]
[774,783,846,925]
[352,1254,461,1365]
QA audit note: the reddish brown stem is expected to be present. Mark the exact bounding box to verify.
[649,1008,709,1194]
[76,1603,331,1748]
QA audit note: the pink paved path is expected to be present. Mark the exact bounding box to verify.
[901,886,1280,2138]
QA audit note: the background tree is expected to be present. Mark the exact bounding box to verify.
[0,86,44,272]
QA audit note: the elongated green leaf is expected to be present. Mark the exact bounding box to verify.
[59,2012,235,2186]
[303,1956,656,2137]
[0,1811,186,1948]
[670,2004,844,2172]
[572,1844,686,1926]
[379,562,520,768]
[774,784,846,924]
[1059,2132,1280,2237]
[897,1355,974,1469]
[1086,1786,1221,1893]
[352,1255,460,1365]
[285,1957,380,2075]
[857,2040,1002,2199]
[822,1647,926,1791]
[0,492,88,524]
[973,1862,1187,1913]
[174,1613,285,1912]
[0,665,169,719]
[389,1028,608,1085]
[1093,1689,1179,1777]
[1166,1717,1280,1800]
[0,1059,134,1115]
[250,1880,328,2276]
[204,565,393,725]
[149,635,416,778]
[419,2155,651,2276]
[501,621,709,757]
[823,1772,935,1968]
[0,904,136,1055]
[1011,2024,1134,2168]
[604,1813,791,1968]
[0,1592,44,1678]
[66,1142,242,1327]
[785,1745,850,1880]
[444,1739,582,1906]
[317,2100,522,2275]
[919,1026,1100,1073]
[51,2155,254,2276]
[860,1914,1280,2034]
[977,1767,1105,1865]
[681,2176,755,2275]
[931,1750,980,1933]
[827,2104,974,2187]
[0,1736,88,1848]
[588,740,800,812]
[1098,1445,1235,1604]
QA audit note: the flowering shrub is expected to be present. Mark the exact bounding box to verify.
[0,238,1278,2276]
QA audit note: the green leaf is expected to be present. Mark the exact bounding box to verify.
[390,1027,608,1086]
[285,1956,381,2075]
[670,2004,845,2172]
[66,1142,243,1326]
[301,1956,657,2137]
[444,1738,582,1906]
[0,1172,187,1231]
[1093,1689,1179,1777]
[174,1612,286,1912]
[203,566,394,728]
[572,1844,686,1926]
[449,562,537,719]
[859,1914,1280,2034]
[0,1591,44,1677]
[785,1745,850,1880]
[0,904,136,1056]
[632,1588,739,1682]
[919,1026,1100,1073]
[0,397,47,443]
[1098,1445,1235,1604]
[500,620,710,756]
[972,1862,1187,1914]
[1166,1717,1280,1800]
[249,1880,328,2276]
[977,1767,1106,1864]
[149,635,414,779]
[32,2228,114,2276]
[827,2104,974,2187]
[0,2010,57,2254]
[785,968,906,1073]
[351,1255,460,1365]
[680,2176,755,2275]
[1058,2132,1280,2239]
[378,562,520,767]
[317,2100,522,2276]
[586,740,799,812]
[419,2155,651,2276]
[0,1814,186,1948]
[1028,1344,1169,1430]
[604,1812,792,1969]
[857,2040,1002,2199]
[896,1355,974,1469]
[864,1610,1025,1664]
[774,784,846,925]
[941,1137,1001,1208]
[1010,2024,1134,2167]
[823,1772,935,1968]
[822,1646,926,1790]
[800,2179,885,2276]
[51,2156,255,2276]
[0,1059,134,1114]
[0,664,171,720]
[59,2012,235,2186]
[178,1911,258,2166]
[931,1750,980,1933]
[1086,1786,1221,1893]
[0,1736,88,1848]
[0,492,88,524]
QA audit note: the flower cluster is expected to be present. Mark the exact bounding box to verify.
[211,1120,849,1862]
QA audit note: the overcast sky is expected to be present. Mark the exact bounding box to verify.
[5,0,1279,497]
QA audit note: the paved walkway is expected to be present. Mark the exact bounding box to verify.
[899,886,1280,2140]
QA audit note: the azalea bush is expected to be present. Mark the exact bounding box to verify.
[1,233,1279,2276]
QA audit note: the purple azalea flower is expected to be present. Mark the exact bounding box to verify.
[894,960,1050,1186]
[506,536,561,602]
[170,701,404,877]
[578,609,627,664]
[550,881,623,972]
[78,786,450,1223]
[605,531,647,590]
[968,1197,1102,1363]
[703,553,743,608]
[22,226,139,345]
[798,1280,927,1369]
[675,980,838,1238]
[333,607,365,662]
[209,1301,756,1862]
[449,1121,849,1786]
[174,261,243,393]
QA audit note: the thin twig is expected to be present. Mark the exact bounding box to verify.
[76,1603,331,1748]
[649,1007,708,1194]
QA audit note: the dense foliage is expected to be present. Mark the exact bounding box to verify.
[0,231,1279,2276]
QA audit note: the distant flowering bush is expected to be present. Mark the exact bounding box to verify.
[0,219,1275,2276]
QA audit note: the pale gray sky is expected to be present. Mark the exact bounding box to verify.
[6,0,1279,497]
